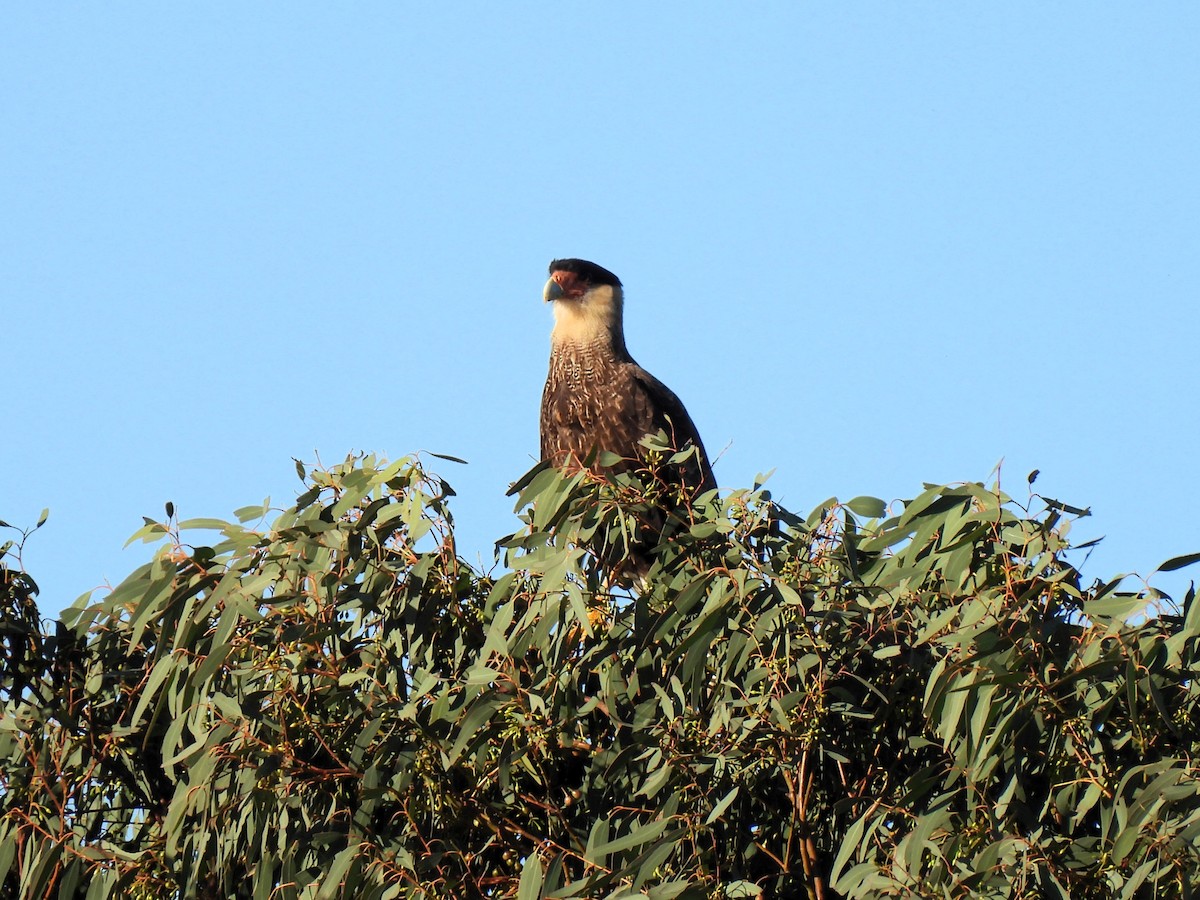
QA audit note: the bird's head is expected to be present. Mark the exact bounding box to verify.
[544,258,625,345]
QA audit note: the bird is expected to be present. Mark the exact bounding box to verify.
[539,258,715,579]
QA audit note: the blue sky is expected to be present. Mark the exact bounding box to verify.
[4,4,1198,618]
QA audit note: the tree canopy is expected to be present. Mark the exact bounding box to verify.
[2,451,1198,898]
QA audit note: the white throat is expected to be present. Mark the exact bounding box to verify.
[551,284,624,347]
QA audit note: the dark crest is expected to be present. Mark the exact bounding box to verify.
[548,258,622,288]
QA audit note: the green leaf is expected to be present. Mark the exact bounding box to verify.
[447,696,503,764]
[586,817,671,862]
[517,853,545,900]
[316,846,359,900]
[506,458,555,498]
[1157,550,1200,572]
[129,653,178,726]
[177,517,235,532]
[1041,496,1091,517]
[235,500,270,522]
[1085,591,1145,623]
[704,786,740,825]
[0,835,14,884]
[466,665,503,685]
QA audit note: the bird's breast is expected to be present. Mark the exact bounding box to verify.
[547,345,630,419]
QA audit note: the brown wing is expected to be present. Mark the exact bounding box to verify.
[628,364,716,495]
[540,349,714,496]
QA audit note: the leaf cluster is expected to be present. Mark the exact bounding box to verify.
[1,454,1198,898]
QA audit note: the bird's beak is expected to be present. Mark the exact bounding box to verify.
[543,277,564,303]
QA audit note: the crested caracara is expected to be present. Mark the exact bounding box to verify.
[540,258,715,555]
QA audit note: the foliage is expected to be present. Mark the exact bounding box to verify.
[2,451,1199,899]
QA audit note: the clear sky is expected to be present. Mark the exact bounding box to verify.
[4,4,1198,618]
